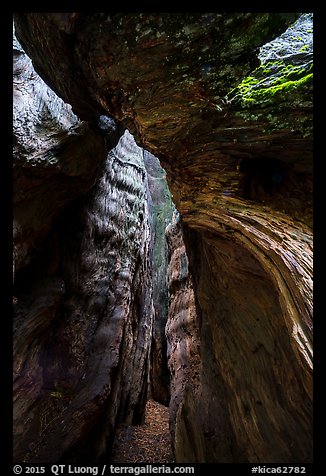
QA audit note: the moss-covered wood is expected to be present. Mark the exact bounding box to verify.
[227,14,313,137]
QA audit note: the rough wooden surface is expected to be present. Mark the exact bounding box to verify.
[13,129,154,463]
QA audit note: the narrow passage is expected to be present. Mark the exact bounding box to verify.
[109,399,175,463]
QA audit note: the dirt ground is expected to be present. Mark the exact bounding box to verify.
[109,399,175,463]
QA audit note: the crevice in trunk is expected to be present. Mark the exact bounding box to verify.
[13,12,313,464]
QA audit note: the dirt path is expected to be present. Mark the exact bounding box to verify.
[109,399,175,463]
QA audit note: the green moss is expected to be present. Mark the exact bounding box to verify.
[228,58,313,108]
[227,53,313,138]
